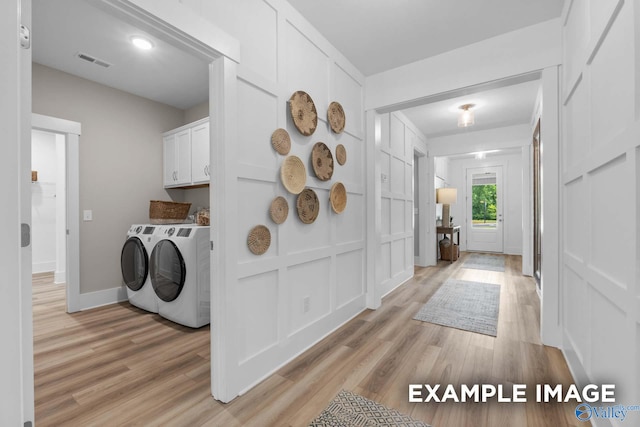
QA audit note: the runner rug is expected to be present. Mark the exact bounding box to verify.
[413,279,500,336]
[462,253,505,272]
[309,389,430,427]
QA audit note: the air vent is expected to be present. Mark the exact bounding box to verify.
[75,52,112,68]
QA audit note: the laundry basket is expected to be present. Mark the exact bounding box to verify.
[149,200,191,224]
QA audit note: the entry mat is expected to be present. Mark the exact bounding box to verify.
[462,253,505,272]
[413,279,500,337]
[309,390,431,427]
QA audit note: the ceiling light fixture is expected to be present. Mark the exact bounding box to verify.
[457,103,475,128]
[131,36,154,50]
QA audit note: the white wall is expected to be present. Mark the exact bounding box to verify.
[31,130,58,273]
[32,64,186,294]
[181,0,366,399]
[377,112,428,297]
[561,0,640,415]
[448,151,524,255]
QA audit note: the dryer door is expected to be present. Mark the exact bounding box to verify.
[121,237,148,291]
[150,239,186,302]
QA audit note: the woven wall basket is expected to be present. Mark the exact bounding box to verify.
[247,225,271,255]
[289,90,318,136]
[280,155,307,194]
[296,188,320,224]
[330,182,347,214]
[327,101,345,134]
[311,142,334,181]
[271,128,291,155]
[335,144,347,165]
[269,196,289,224]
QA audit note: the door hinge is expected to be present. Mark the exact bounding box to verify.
[210,241,214,251]
[21,223,30,247]
[20,25,31,49]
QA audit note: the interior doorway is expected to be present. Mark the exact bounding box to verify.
[31,130,66,284]
[466,165,504,253]
[31,113,81,312]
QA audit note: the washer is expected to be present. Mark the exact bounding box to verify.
[149,225,210,328]
[121,224,159,313]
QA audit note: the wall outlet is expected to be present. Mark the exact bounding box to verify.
[303,296,310,313]
[83,210,93,221]
[381,173,388,183]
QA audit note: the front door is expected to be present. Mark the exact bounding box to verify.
[466,166,504,253]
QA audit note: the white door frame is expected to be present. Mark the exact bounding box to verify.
[465,165,504,253]
[32,114,82,313]
[413,147,430,266]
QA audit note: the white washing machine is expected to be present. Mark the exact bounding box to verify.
[149,225,210,328]
[121,224,159,313]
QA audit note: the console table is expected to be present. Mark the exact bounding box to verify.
[437,225,461,263]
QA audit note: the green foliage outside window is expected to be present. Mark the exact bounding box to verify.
[472,184,497,223]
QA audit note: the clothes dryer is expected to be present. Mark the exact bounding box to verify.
[121,224,159,313]
[149,225,210,328]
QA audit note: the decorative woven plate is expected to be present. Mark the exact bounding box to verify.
[247,225,271,255]
[289,91,318,136]
[280,155,307,194]
[271,128,291,155]
[330,182,347,214]
[328,101,345,134]
[269,196,289,224]
[335,144,347,165]
[296,188,320,224]
[311,142,334,181]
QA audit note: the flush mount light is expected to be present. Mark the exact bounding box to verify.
[131,36,154,50]
[457,103,475,128]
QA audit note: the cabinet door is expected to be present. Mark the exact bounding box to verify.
[175,129,191,185]
[191,122,210,184]
[163,134,177,187]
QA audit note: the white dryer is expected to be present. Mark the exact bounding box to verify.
[149,225,210,328]
[121,224,159,313]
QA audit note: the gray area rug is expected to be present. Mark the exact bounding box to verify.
[413,279,501,336]
[309,390,430,427]
[462,253,505,272]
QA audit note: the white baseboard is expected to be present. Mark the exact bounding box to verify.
[54,270,66,284]
[78,286,128,311]
[32,261,56,274]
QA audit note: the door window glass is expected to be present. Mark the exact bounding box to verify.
[471,172,497,229]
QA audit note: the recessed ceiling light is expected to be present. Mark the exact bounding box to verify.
[131,36,154,50]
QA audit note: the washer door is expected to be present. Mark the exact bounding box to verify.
[121,237,148,291]
[150,239,186,302]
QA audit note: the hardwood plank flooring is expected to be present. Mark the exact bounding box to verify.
[33,254,587,426]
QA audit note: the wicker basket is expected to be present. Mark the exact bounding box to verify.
[439,239,459,261]
[149,200,192,225]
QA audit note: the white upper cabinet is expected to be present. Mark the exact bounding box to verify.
[163,118,209,188]
[191,121,210,185]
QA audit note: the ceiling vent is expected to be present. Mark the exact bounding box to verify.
[75,52,112,68]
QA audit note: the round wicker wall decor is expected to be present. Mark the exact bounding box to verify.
[330,182,347,214]
[311,142,334,181]
[296,188,320,224]
[247,225,271,255]
[328,101,345,134]
[269,196,289,224]
[280,155,307,194]
[289,91,318,136]
[271,128,291,155]
[335,144,347,165]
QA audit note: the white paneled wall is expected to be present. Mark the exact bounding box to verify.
[377,112,426,297]
[186,0,365,400]
[561,0,640,412]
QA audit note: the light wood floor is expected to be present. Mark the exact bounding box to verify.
[33,254,587,426]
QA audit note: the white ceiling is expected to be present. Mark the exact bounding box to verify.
[32,0,209,110]
[32,0,562,137]
[287,0,564,77]
[402,79,541,139]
